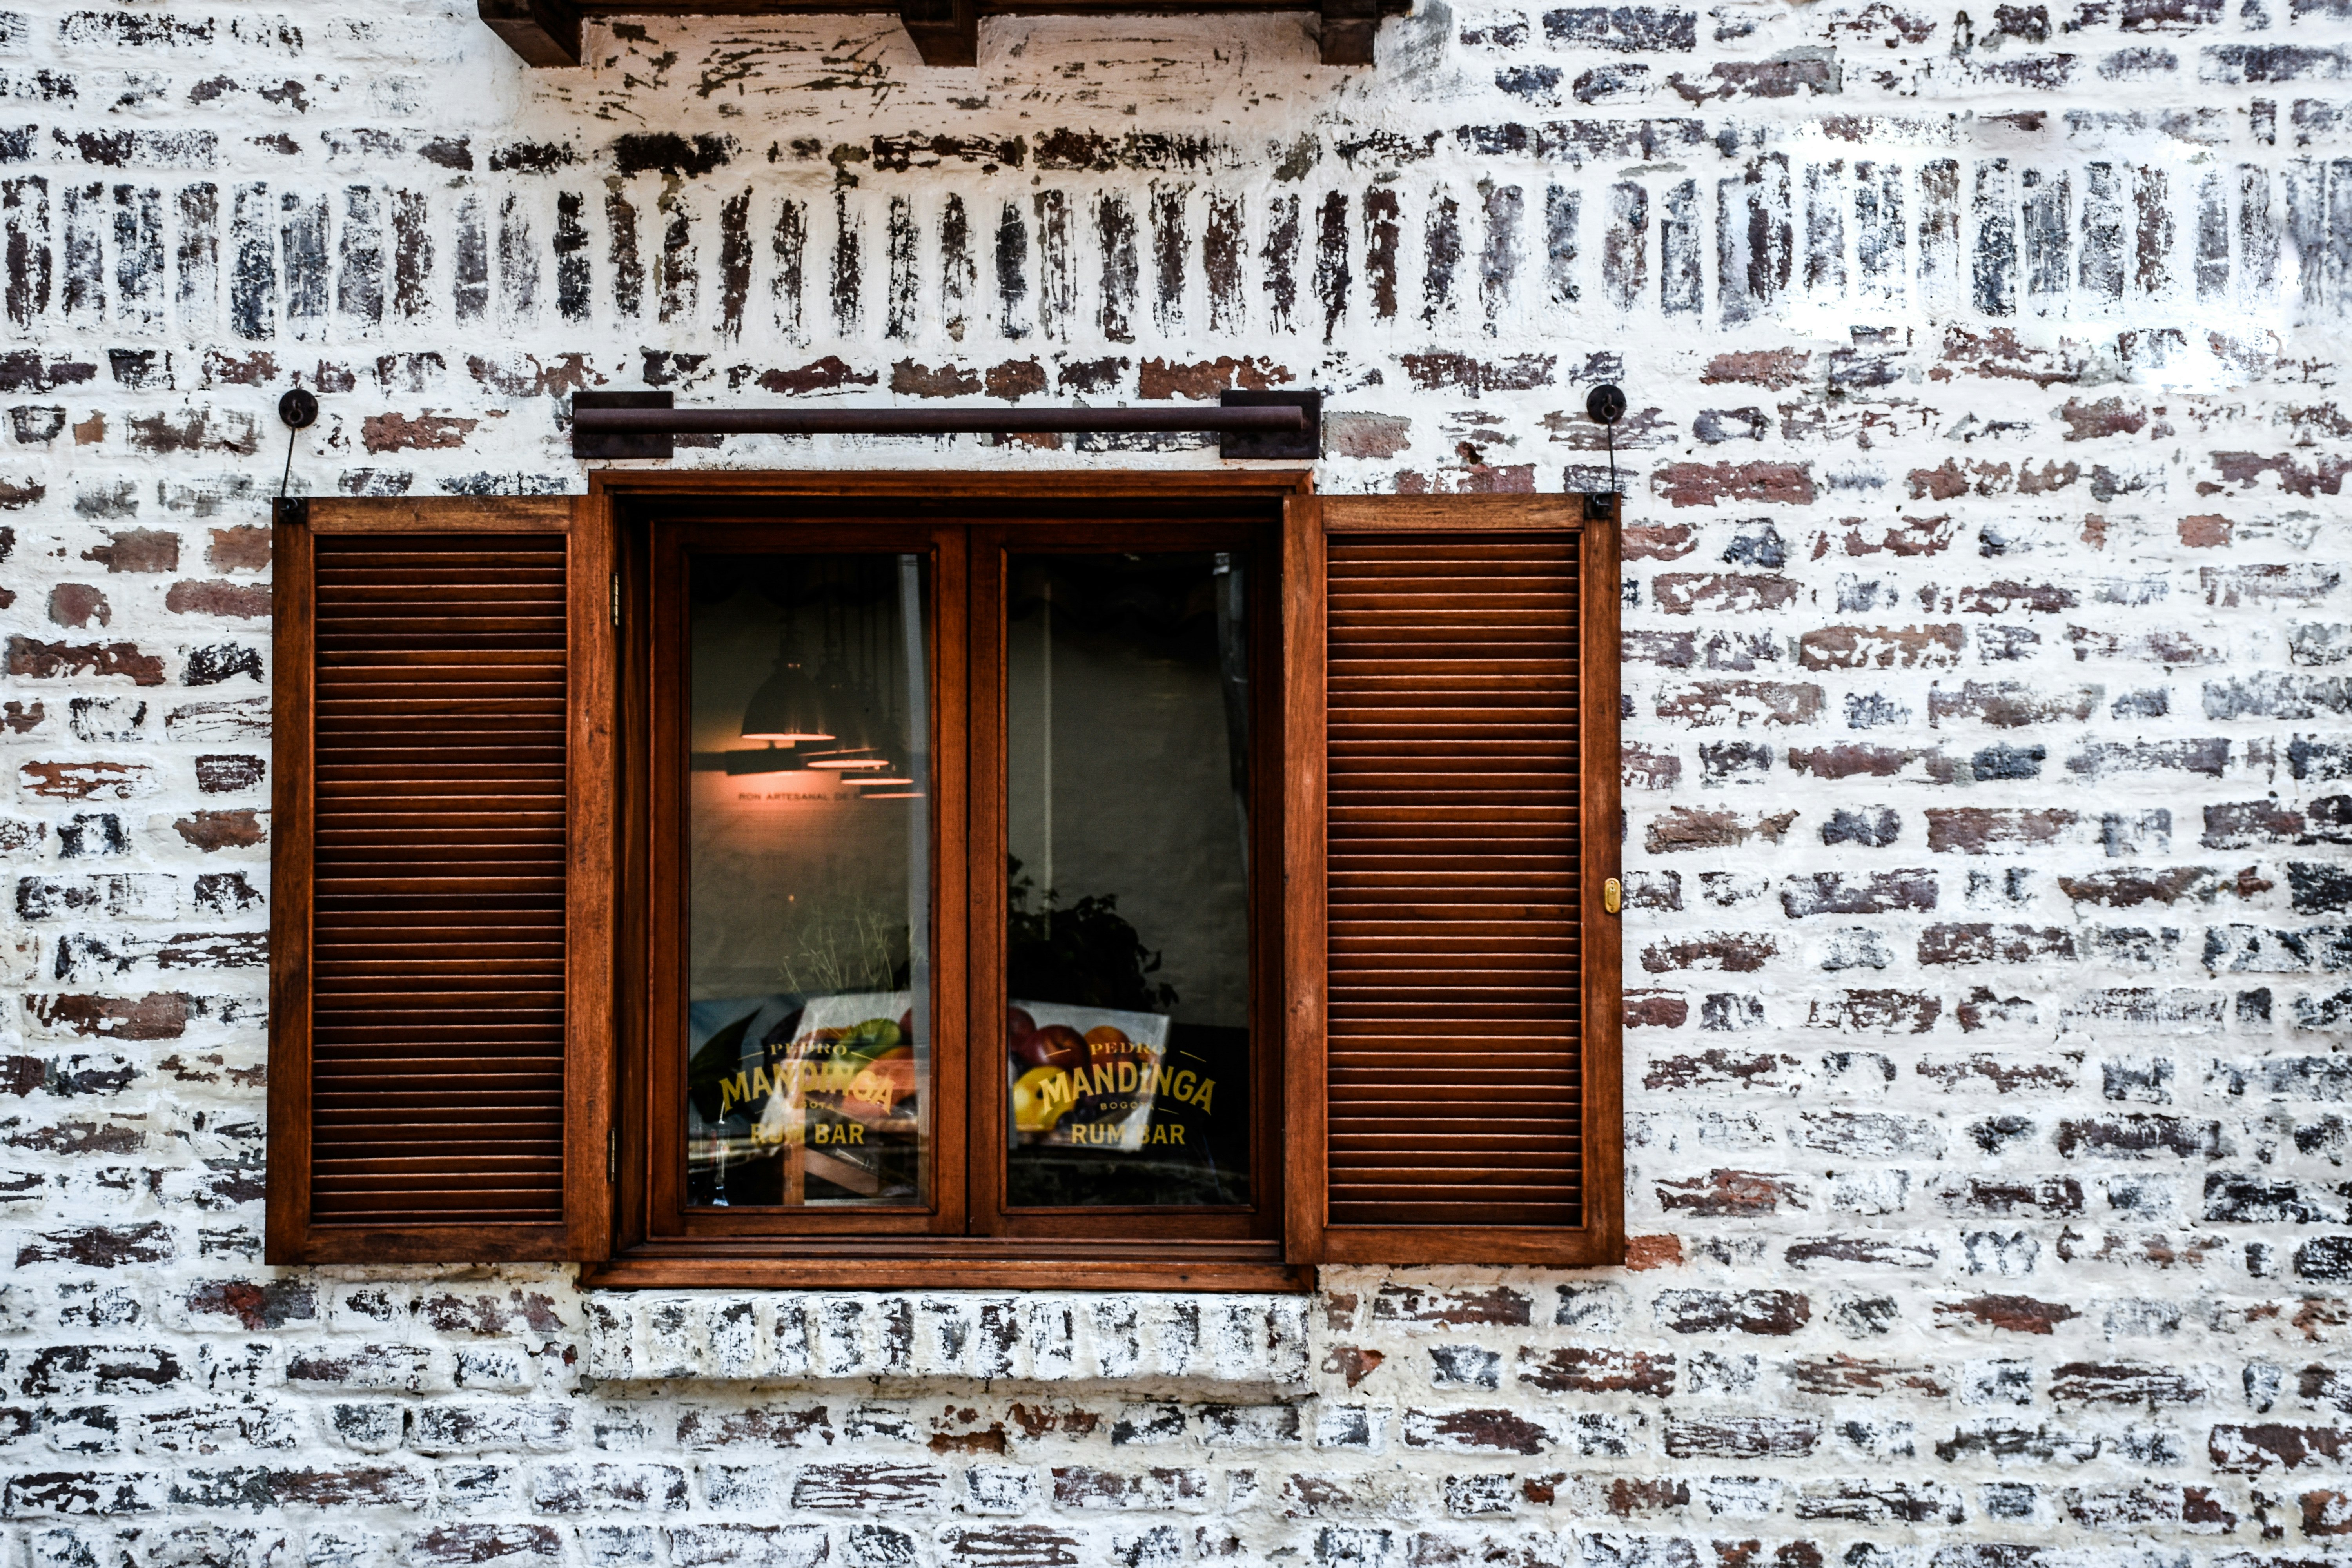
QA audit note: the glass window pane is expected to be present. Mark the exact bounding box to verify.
[1004,551,1251,1207]
[686,553,930,1208]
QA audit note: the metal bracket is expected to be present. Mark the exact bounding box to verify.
[1218,390,1321,461]
[573,389,675,460]
[1583,491,1619,522]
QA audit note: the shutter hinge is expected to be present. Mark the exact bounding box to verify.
[1603,878,1622,915]
[608,1126,618,1185]
[611,572,621,628]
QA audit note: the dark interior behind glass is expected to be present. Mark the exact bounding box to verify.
[1002,551,1252,1207]
[683,552,931,1209]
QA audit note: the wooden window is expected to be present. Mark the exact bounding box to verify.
[266,478,1619,1286]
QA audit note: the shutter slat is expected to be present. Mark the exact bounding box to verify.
[305,531,568,1232]
[1326,534,1584,1233]
[1330,1203,1577,1225]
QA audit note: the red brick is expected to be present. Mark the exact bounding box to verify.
[81,528,179,573]
[7,637,166,686]
[1651,461,1816,508]
[165,579,271,618]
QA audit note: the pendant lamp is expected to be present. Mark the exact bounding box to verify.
[740,649,832,745]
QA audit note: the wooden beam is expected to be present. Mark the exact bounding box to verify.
[1318,0,1377,63]
[900,0,978,66]
[478,0,583,66]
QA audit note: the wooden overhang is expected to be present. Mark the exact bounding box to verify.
[478,0,1406,67]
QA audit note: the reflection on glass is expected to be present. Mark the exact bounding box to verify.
[686,554,930,1207]
[1005,552,1251,1207]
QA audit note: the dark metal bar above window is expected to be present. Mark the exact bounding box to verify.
[569,390,1322,462]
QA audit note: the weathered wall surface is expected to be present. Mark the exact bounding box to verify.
[3,0,2352,1563]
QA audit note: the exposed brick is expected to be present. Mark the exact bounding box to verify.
[1923,808,2076,853]
[936,1526,1079,1566]
[1654,572,1802,614]
[81,528,179,573]
[407,1525,562,1566]
[1401,1408,1549,1454]
[1647,807,1799,853]
[1927,680,2099,727]
[1372,1285,1532,1327]
[1644,1049,1801,1091]
[8,637,167,686]
[1798,624,1964,670]
[17,1343,186,1395]
[1655,1290,1809,1335]
[1918,924,2077,965]
[1518,1346,1675,1396]
[792,1463,947,1510]
[1664,1415,1819,1459]
[1789,1355,1949,1398]
[1049,1465,1206,1510]
[2054,1116,2223,1160]
[165,579,271,618]
[25,991,218,1040]
[2210,1426,2352,1474]
[2049,1362,2205,1407]
[183,1279,317,1330]
[1782,871,1938,918]
[1651,461,1816,508]
[1655,1169,1804,1216]
[286,1345,439,1394]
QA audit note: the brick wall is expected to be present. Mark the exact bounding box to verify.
[2,0,2350,1562]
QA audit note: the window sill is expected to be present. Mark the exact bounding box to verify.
[584,1289,1313,1385]
[579,1240,1309,1296]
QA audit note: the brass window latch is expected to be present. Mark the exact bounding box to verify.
[1603,878,1622,915]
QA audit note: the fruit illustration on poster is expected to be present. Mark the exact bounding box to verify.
[1012,1065,1077,1132]
[1083,1024,1152,1076]
[839,1043,915,1123]
[1020,1022,1088,1071]
[1000,1000,1173,1151]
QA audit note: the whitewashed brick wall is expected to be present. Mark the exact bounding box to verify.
[1,0,2350,1562]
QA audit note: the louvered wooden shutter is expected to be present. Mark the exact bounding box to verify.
[1284,494,1622,1266]
[267,496,613,1264]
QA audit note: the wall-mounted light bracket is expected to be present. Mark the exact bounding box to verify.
[568,389,1324,461]
[276,388,319,500]
[1583,380,1627,517]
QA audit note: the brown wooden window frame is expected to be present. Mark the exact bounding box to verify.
[266,473,1622,1290]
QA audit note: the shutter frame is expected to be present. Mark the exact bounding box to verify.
[266,495,615,1265]
[1281,494,1328,1265]
[1303,492,1622,1267]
